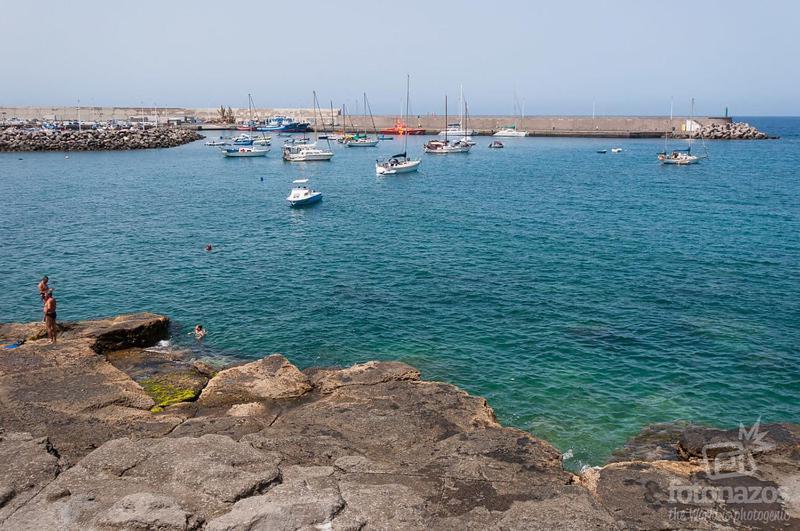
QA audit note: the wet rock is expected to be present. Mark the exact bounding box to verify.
[306,360,421,393]
[198,354,312,407]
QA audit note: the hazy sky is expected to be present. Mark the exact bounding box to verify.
[3,0,797,115]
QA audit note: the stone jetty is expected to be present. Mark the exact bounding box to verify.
[1,314,797,529]
[0,128,202,152]
[692,121,772,140]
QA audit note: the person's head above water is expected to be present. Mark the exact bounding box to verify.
[42,276,48,282]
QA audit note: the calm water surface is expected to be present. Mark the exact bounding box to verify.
[2,117,798,469]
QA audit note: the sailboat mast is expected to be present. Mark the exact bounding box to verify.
[444,95,448,143]
[404,74,410,154]
[688,97,694,153]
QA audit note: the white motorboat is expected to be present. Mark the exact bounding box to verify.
[282,142,334,162]
[221,146,269,157]
[205,140,226,146]
[611,147,622,153]
[252,135,271,146]
[493,127,526,137]
[438,123,476,136]
[287,179,322,207]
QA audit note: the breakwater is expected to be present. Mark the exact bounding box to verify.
[0,127,203,152]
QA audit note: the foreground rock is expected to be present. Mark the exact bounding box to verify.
[0,127,202,151]
[1,313,797,529]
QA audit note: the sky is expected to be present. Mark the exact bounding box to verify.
[2,0,798,116]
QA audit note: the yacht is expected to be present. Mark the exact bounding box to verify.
[282,142,334,161]
[493,126,526,137]
[658,98,707,165]
[345,93,380,147]
[438,123,475,136]
[252,135,271,146]
[377,76,422,175]
[231,134,254,145]
[425,94,471,154]
[287,179,322,207]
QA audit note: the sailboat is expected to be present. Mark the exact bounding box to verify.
[437,85,475,137]
[282,91,334,162]
[424,95,471,154]
[376,75,421,175]
[494,89,527,137]
[658,98,707,165]
[346,93,380,147]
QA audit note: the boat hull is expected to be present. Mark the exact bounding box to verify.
[283,153,334,162]
[288,193,322,207]
[493,130,527,137]
[345,140,380,147]
[222,149,269,157]
[376,159,421,175]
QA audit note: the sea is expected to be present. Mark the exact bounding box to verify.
[1,116,798,470]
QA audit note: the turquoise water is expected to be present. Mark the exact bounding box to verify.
[2,117,799,469]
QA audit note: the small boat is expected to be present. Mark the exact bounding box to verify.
[287,179,322,207]
[231,134,254,146]
[493,127,526,137]
[658,150,699,165]
[282,142,334,161]
[252,136,271,146]
[378,135,394,140]
[611,147,622,153]
[345,137,380,147]
[596,149,608,154]
[438,123,475,136]
[376,152,421,175]
[488,140,504,149]
[205,140,226,146]
[425,94,471,154]
[221,146,269,157]
[318,134,329,140]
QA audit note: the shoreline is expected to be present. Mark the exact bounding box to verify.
[1,313,797,528]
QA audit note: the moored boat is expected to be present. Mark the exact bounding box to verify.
[221,146,269,157]
[493,126,526,137]
[287,179,322,207]
[379,118,425,135]
[488,140,504,149]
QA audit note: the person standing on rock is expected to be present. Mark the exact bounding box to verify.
[38,276,49,302]
[43,290,58,344]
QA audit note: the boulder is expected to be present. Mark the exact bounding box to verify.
[0,432,61,525]
[198,355,312,407]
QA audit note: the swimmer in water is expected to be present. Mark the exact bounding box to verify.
[194,324,206,340]
[205,244,213,252]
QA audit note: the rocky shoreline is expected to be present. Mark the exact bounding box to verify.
[1,314,797,529]
[0,128,203,152]
[685,121,773,140]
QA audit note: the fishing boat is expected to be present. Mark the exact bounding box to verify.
[424,95,471,154]
[345,93,380,147]
[379,118,425,135]
[377,76,422,175]
[658,98,707,165]
[287,179,322,207]
[488,140,504,149]
[221,146,269,157]
[283,91,335,162]
[257,116,311,133]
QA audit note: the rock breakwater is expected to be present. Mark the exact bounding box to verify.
[691,121,773,140]
[1,314,797,529]
[0,127,203,152]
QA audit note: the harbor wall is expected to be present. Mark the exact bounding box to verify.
[1,106,733,137]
